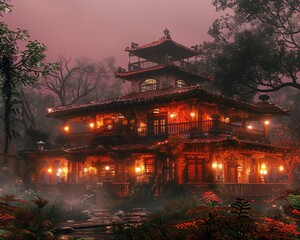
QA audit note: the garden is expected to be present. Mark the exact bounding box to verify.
[0,182,300,240]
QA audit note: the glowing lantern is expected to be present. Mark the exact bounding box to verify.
[224,117,230,123]
[264,120,270,125]
[105,166,110,171]
[247,125,253,129]
[190,112,195,118]
[63,125,70,133]
[261,163,266,170]
[170,113,176,119]
[83,167,88,173]
[47,168,52,174]
[135,166,142,173]
[279,165,284,172]
[89,122,95,128]
[219,164,223,169]
[212,162,217,169]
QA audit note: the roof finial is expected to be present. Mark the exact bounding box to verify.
[163,28,171,39]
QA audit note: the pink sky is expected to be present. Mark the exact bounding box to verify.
[4,0,220,67]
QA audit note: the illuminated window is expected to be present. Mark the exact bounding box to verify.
[140,79,158,92]
[145,158,155,173]
[176,79,188,88]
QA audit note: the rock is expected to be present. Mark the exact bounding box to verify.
[55,227,75,234]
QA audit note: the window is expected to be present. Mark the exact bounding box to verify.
[186,155,205,183]
[176,79,188,88]
[141,79,158,92]
[144,156,155,173]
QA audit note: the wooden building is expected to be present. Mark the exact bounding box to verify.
[24,30,291,196]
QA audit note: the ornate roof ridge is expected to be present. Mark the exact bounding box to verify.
[47,86,289,117]
[125,30,199,58]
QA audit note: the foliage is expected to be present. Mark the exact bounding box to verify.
[116,195,300,240]
[0,194,55,239]
[0,3,56,154]
[201,191,222,207]
[199,0,300,99]
[270,89,300,146]
[0,1,11,16]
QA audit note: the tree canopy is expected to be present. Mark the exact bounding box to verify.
[199,0,300,99]
[0,1,56,153]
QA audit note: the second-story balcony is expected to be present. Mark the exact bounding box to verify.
[128,56,198,74]
[66,120,265,148]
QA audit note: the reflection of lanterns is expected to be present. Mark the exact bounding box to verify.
[47,168,53,174]
[63,125,70,133]
[89,122,95,128]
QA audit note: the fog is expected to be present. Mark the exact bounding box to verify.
[4,0,219,66]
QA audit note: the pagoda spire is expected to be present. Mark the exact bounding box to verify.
[163,28,171,39]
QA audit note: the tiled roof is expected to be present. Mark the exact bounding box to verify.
[127,35,169,50]
[114,65,209,82]
[187,135,291,154]
[61,143,157,154]
[115,65,166,78]
[61,135,290,155]
[125,34,199,59]
[47,86,289,119]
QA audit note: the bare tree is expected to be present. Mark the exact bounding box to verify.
[43,56,117,106]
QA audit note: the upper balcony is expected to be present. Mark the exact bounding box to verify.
[66,120,265,148]
[128,56,198,75]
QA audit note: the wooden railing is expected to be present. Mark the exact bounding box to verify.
[182,183,286,196]
[215,183,286,196]
[219,122,265,141]
[66,121,265,146]
[128,57,198,74]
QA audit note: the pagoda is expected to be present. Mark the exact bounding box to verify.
[115,28,208,91]
[20,30,291,198]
